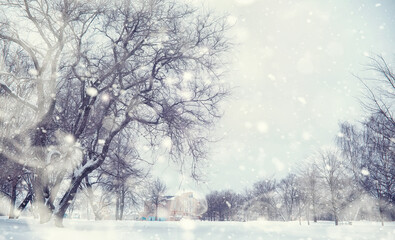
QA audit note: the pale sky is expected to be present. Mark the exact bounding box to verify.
[155,0,395,194]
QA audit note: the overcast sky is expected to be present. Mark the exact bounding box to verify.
[155,0,395,195]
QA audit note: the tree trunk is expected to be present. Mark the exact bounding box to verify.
[313,202,317,222]
[31,102,56,222]
[54,176,83,227]
[155,205,158,221]
[54,118,130,227]
[46,171,66,212]
[15,191,33,219]
[378,202,385,226]
[86,201,90,220]
[333,201,339,226]
[120,189,125,220]
[330,188,338,226]
[115,195,120,220]
[8,180,17,219]
[298,204,302,225]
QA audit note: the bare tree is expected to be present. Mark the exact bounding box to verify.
[203,191,217,221]
[1,0,230,226]
[0,39,36,218]
[249,177,282,220]
[240,188,258,221]
[276,173,299,221]
[333,54,395,225]
[0,153,23,218]
[359,55,395,130]
[293,177,308,225]
[338,119,395,224]
[314,149,354,225]
[146,178,167,221]
[297,162,321,224]
[96,131,148,220]
[203,190,243,221]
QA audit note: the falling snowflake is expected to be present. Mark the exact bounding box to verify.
[267,74,276,81]
[101,93,110,102]
[361,168,370,176]
[28,69,38,76]
[86,87,98,97]
[302,132,312,140]
[64,134,75,144]
[297,97,307,105]
[257,121,268,133]
[337,132,345,138]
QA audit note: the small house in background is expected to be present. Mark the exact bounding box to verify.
[140,192,204,221]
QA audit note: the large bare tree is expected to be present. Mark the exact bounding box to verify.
[337,55,395,224]
[0,0,230,227]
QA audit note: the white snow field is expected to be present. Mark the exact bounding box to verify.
[0,217,394,240]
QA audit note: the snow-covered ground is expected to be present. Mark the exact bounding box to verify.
[0,217,394,240]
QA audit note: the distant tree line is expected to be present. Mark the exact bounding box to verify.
[202,56,395,226]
